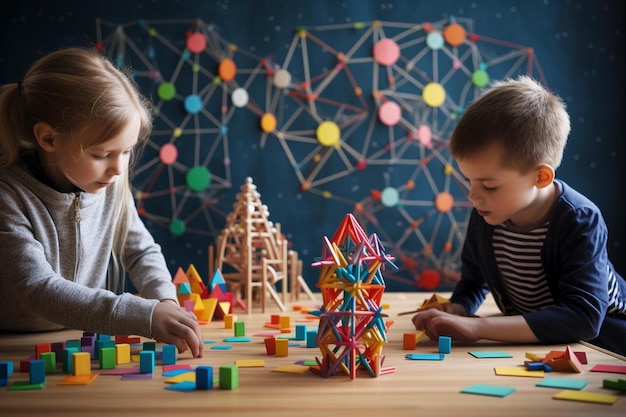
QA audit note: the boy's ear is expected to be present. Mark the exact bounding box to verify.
[33,122,58,152]
[535,165,555,188]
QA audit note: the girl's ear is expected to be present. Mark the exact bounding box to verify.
[33,122,58,152]
[535,164,555,189]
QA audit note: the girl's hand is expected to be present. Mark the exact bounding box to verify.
[151,301,204,358]
[411,308,480,342]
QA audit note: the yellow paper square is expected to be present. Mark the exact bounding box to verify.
[164,372,196,384]
[553,389,618,405]
[494,367,544,378]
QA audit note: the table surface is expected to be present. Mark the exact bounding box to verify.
[1,292,625,417]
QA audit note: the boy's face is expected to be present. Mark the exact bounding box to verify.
[45,115,140,194]
[456,144,548,228]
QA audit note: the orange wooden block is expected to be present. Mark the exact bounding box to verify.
[276,339,289,357]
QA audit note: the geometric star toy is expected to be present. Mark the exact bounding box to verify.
[311,213,397,379]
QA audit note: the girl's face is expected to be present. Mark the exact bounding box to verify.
[456,144,552,228]
[46,115,140,194]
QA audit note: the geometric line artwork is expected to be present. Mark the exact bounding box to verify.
[94,17,546,291]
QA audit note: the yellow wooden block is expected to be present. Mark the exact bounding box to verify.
[197,298,218,321]
[494,367,544,378]
[279,316,291,329]
[72,352,91,376]
[553,389,618,405]
[224,314,237,329]
[276,339,289,357]
[235,359,265,367]
[115,344,131,365]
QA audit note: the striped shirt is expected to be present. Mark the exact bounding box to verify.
[493,223,554,313]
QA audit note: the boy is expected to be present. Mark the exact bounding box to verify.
[412,76,626,356]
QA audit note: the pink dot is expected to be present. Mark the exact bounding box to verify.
[452,60,461,69]
[160,143,178,165]
[378,101,402,126]
[373,38,400,66]
[417,125,432,148]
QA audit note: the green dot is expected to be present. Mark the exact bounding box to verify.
[157,82,176,101]
[169,219,186,236]
[471,70,490,88]
[186,166,212,192]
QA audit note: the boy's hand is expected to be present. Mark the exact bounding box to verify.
[151,300,204,358]
[411,308,480,342]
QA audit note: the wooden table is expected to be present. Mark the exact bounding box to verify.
[1,292,624,416]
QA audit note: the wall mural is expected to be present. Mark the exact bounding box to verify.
[96,16,545,291]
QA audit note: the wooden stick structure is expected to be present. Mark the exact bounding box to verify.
[211,177,314,313]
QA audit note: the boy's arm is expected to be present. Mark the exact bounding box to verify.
[412,309,539,343]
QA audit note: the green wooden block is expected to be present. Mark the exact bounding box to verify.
[40,352,56,374]
[143,341,157,351]
[234,321,245,337]
[219,365,238,390]
[99,347,116,370]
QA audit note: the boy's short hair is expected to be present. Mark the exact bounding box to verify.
[449,75,571,172]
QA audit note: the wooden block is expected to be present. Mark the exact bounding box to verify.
[115,344,131,365]
[264,336,276,355]
[161,344,176,366]
[219,365,238,390]
[139,351,155,374]
[72,352,91,376]
[196,365,213,390]
[29,360,45,385]
[276,338,289,357]
[99,347,116,370]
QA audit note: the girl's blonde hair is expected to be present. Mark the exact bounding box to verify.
[450,75,571,172]
[0,47,153,291]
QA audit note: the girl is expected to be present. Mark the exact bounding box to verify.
[0,47,203,358]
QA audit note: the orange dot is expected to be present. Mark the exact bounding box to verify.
[218,58,237,82]
[443,23,466,47]
[435,192,454,212]
[444,241,453,252]
[405,179,415,190]
[300,181,311,191]
[423,244,433,256]
[418,269,440,290]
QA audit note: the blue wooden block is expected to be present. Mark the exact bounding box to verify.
[0,361,14,377]
[295,324,307,341]
[306,330,318,348]
[196,365,213,390]
[438,336,452,354]
[29,360,45,385]
[139,351,155,374]
[63,347,80,373]
[162,344,177,365]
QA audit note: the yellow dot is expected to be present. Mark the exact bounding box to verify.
[173,128,183,138]
[260,113,277,133]
[316,121,341,148]
[322,191,332,199]
[444,164,453,175]
[423,82,446,108]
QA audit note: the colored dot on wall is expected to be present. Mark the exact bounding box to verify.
[169,219,186,236]
[443,23,466,47]
[231,88,249,108]
[471,69,490,88]
[316,121,341,148]
[219,58,237,82]
[273,69,292,89]
[373,38,400,66]
[184,94,203,114]
[157,82,176,101]
[381,187,400,207]
[435,192,454,213]
[186,166,212,192]
[159,143,178,165]
[426,32,445,50]
[378,101,402,126]
[260,113,277,133]
[422,82,446,108]
[187,33,207,54]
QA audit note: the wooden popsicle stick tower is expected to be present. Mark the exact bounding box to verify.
[211,177,313,313]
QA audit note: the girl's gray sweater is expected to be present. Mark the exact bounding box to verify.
[0,162,177,337]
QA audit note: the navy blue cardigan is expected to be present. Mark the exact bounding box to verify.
[450,180,626,355]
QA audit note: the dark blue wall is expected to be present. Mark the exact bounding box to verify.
[2,0,623,292]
